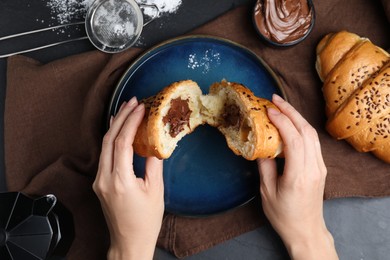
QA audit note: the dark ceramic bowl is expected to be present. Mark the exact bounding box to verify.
[252,0,316,47]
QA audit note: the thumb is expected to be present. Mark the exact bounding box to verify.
[257,158,278,196]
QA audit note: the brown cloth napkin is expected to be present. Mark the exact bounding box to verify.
[4,0,390,259]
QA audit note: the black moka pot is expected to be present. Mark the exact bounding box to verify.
[0,192,74,259]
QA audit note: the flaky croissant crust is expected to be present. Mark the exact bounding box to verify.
[316,31,390,163]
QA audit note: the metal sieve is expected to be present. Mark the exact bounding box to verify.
[86,0,159,53]
[0,0,159,58]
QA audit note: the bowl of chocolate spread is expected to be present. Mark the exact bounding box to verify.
[253,0,315,47]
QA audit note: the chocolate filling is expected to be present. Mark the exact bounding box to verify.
[223,104,242,128]
[162,98,192,138]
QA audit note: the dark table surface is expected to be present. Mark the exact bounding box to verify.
[1,1,390,259]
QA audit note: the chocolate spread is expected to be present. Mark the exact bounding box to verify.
[223,104,242,128]
[162,98,192,138]
[254,0,313,44]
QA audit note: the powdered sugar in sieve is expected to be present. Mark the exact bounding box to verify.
[86,0,158,53]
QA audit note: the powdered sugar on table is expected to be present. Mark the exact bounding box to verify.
[45,0,182,25]
[46,0,94,24]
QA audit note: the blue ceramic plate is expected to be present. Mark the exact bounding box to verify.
[108,35,284,216]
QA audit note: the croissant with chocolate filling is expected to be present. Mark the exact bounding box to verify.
[133,80,283,160]
[316,31,390,163]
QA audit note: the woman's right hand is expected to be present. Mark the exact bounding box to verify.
[257,94,338,260]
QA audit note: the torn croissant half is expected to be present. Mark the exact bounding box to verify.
[133,80,283,160]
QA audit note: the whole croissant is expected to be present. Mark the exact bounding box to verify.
[316,31,390,163]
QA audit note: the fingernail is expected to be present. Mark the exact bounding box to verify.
[127,96,137,107]
[272,94,284,103]
[134,103,144,112]
[118,101,127,112]
[267,107,281,115]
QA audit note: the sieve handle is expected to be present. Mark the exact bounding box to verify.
[139,4,160,27]
[0,21,87,58]
[0,36,88,59]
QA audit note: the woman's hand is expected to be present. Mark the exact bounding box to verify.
[257,94,338,260]
[93,97,164,260]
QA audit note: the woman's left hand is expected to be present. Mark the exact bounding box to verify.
[93,97,164,260]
